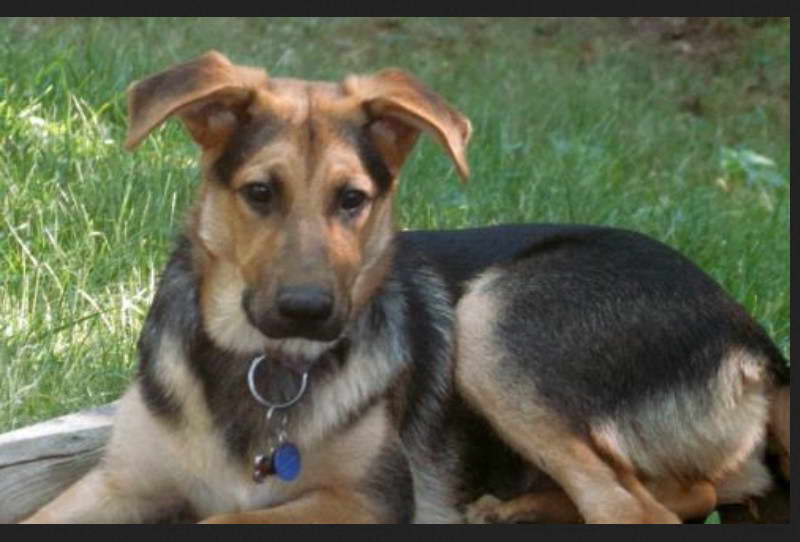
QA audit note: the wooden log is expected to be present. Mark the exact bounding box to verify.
[0,403,115,524]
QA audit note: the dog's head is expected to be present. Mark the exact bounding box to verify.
[126,51,470,368]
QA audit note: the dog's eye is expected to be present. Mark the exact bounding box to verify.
[339,189,368,213]
[242,182,274,210]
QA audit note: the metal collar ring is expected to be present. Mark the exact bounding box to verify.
[246,355,309,412]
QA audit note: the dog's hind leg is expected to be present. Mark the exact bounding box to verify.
[655,480,718,521]
[465,479,716,524]
[465,490,582,523]
[456,385,716,523]
[454,271,679,523]
[459,404,679,523]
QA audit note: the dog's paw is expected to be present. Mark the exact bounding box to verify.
[464,494,506,524]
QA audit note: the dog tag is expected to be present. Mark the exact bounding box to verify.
[252,454,273,483]
[271,442,301,481]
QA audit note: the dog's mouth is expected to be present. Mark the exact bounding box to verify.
[240,288,350,373]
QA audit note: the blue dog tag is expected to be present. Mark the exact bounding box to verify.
[272,442,301,481]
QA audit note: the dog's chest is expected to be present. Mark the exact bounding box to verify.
[132,282,414,518]
[152,383,393,519]
[138,339,310,515]
[174,441,294,518]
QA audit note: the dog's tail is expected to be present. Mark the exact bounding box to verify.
[765,344,790,480]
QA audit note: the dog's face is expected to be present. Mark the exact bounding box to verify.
[194,81,398,346]
[125,52,470,367]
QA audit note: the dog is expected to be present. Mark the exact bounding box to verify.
[22,51,789,524]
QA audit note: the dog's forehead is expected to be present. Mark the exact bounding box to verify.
[252,76,365,125]
[267,77,342,96]
[211,75,375,186]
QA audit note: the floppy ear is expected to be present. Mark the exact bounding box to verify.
[345,69,472,181]
[125,50,268,150]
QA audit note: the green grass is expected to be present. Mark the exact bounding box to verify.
[0,18,789,439]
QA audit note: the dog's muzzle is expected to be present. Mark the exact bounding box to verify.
[242,285,346,343]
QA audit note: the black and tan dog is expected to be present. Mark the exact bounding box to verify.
[23,52,789,524]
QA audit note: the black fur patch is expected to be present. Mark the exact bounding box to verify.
[340,123,393,195]
[362,441,414,523]
[486,227,784,426]
[136,236,199,424]
[396,224,598,299]
[137,367,181,423]
[449,397,548,503]
[390,243,455,446]
[212,113,284,185]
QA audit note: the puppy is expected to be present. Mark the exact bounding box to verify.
[23,52,789,524]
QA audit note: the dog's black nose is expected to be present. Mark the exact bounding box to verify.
[277,285,334,321]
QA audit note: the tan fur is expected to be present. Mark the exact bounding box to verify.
[465,480,717,524]
[465,491,582,524]
[343,69,472,180]
[713,442,773,504]
[199,488,380,524]
[590,425,717,521]
[125,51,268,150]
[590,348,773,490]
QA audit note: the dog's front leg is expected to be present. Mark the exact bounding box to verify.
[20,465,181,523]
[199,488,380,524]
[22,387,183,523]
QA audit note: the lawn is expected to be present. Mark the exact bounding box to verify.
[0,16,789,445]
